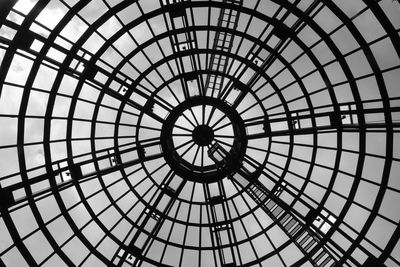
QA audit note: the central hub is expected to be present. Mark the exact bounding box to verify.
[192,125,214,146]
[160,96,247,183]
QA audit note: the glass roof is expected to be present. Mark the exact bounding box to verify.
[0,0,400,266]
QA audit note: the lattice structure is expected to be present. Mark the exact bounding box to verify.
[205,0,242,97]
[0,1,400,267]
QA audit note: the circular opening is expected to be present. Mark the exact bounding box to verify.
[160,96,247,183]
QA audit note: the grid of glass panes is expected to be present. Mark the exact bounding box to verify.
[0,0,399,267]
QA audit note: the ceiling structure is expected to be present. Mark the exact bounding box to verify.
[0,0,400,266]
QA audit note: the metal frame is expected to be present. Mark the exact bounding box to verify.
[0,0,399,266]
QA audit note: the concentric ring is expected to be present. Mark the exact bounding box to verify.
[160,96,247,183]
[0,1,399,267]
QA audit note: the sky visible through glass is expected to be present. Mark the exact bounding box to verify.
[0,0,400,266]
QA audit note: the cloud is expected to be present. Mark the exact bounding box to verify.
[12,0,38,15]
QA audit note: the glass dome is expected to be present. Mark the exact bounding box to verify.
[0,0,400,266]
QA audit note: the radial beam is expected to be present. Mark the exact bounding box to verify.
[230,168,338,267]
[204,0,242,98]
